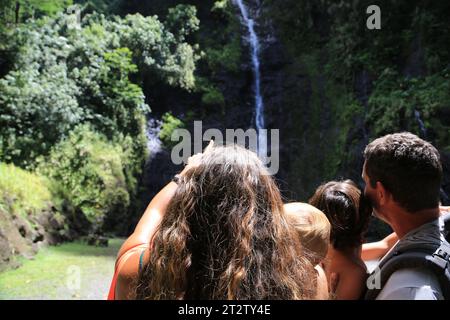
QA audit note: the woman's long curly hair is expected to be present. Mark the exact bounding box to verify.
[135,145,316,300]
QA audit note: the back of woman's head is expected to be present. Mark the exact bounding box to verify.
[136,144,316,300]
[309,180,372,251]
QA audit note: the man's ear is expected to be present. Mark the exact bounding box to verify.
[375,181,390,206]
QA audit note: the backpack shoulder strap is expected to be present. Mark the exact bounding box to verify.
[366,215,450,300]
[365,240,450,300]
[428,241,450,298]
[365,251,429,300]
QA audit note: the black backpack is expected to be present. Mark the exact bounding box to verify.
[365,214,450,300]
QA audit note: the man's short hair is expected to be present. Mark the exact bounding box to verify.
[363,132,442,213]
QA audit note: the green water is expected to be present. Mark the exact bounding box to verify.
[0,238,124,300]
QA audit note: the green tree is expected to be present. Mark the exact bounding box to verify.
[165,4,200,42]
[37,125,131,232]
[0,0,72,25]
[0,7,201,166]
[159,112,184,148]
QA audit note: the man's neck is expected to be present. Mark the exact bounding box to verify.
[390,207,440,239]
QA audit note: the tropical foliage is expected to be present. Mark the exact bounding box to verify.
[0,3,200,232]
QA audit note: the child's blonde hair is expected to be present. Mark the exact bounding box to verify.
[284,202,331,265]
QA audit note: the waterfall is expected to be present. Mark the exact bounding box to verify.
[146,118,162,161]
[234,0,267,159]
[414,110,427,138]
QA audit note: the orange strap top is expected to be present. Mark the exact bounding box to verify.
[107,243,149,300]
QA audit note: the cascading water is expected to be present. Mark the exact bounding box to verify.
[234,0,267,159]
[414,110,427,138]
[146,118,163,161]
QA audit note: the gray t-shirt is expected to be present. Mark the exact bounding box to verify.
[376,217,446,300]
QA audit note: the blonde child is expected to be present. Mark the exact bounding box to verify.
[284,202,331,299]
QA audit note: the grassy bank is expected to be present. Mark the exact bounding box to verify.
[0,238,124,300]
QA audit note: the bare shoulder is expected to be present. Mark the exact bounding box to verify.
[330,256,368,300]
[116,246,150,300]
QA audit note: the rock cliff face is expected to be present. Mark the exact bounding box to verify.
[136,0,349,211]
[256,0,450,203]
[256,1,347,201]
